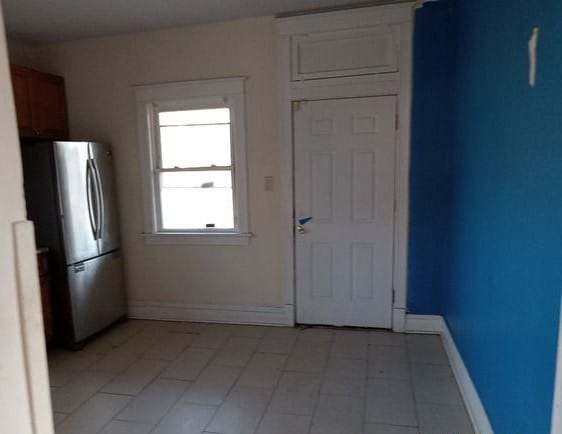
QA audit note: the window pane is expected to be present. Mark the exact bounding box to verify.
[160,171,234,230]
[159,124,231,168]
[159,108,230,126]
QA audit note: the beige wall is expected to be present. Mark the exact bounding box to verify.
[30,17,285,308]
[7,37,39,67]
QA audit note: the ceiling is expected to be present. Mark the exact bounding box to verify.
[1,0,388,44]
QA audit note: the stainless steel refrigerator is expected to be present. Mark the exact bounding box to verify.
[21,140,126,345]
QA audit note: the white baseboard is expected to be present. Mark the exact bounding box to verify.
[405,314,443,334]
[128,301,294,327]
[405,314,494,434]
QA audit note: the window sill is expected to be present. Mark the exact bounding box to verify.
[142,232,252,246]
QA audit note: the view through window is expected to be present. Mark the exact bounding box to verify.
[157,107,235,230]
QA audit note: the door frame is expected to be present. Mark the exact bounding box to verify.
[277,2,415,331]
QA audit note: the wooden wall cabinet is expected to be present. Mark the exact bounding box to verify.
[10,64,69,139]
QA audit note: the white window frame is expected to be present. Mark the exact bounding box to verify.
[135,77,250,245]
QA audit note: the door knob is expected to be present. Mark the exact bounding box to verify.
[296,225,306,234]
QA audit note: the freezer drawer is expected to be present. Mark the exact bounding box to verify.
[67,251,125,342]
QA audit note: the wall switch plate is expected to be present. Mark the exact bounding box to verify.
[264,176,274,192]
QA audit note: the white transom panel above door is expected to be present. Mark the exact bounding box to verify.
[294,95,397,328]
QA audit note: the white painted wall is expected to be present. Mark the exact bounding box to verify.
[0,6,51,433]
[26,17,285,310]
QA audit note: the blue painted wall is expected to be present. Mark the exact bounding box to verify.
[410,1,562,432]
[408,0,455,314]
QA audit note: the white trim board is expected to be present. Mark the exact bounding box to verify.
[405,314,494,434]
[551,295,562,434]
[128,302,294,327]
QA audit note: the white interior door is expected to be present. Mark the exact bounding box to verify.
[294,96,397,328]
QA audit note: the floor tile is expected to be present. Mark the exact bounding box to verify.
[116,378,190,424]
[285,341,330,373]
[90,347,139,376]
[256,413,311,434]
[191,324,232,349]
[229,325,269,338]
[154,321,208,334]
[322,357,367,397]
[85,321,147,355]
[368,345,410,380]
[238,353,287,388]
[151,402,217,434]
[265,327,300,339]
[368,331,406,347]
[257,335,296,354]
[411,363,464,406]
[48,351,100,387]
[47,322,473,434]
[99,420,154,434]
[364,423,419,434]
[56,393,130,434]
[211,336,261,368]
[205,386,272,434]
[53,412,68,425]
[225,336,261,351]
[181,365,241,406]
[417,402,474,434]
[321,369,366,397]
[365,378,417,427]
[269,371,322,415]
[325,357,367,377]
[160,347,215,381]
[102,359,167,395]
[407,334,449,365]
[211,348,255,368]
[330,340,368,359]
[332,330,369,356]
[49,366,83,389]
[51,369,115,413]
[299,328,334,343]
[309,394,364,434]
[119,326,168,357]
[142,332,196,361]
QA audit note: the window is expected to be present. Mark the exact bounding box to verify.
[136,78,250,245]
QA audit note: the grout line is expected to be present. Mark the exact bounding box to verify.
[405,335,422,432]
[304,330,333,434]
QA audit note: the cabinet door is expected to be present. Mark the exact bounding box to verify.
[10,65,35,137]
[30,71,69,139]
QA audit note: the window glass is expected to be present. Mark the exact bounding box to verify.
[159,171,234,230]
[158,108,231,169]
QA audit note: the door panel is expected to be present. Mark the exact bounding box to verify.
[294,96,396,328]
[90,142,121,255]
[67,251,125,342]
[54,141,99,264]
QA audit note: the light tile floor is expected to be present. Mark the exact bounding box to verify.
[49,320,474,434]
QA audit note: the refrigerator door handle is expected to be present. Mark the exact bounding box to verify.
[86,159,98,240]
[92,158,104,240]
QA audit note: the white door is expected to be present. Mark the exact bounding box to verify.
[294,96,396,328]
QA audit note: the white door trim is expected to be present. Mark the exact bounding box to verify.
[277,2,415,331]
